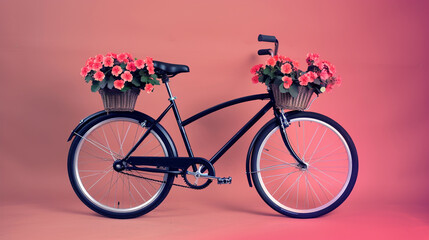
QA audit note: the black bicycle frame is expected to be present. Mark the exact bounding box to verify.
[124,81,273,166]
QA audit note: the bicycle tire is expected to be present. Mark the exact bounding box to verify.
[67,111,176,219]
[251,111,358,218]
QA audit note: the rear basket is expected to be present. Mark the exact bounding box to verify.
[99,88,140,112]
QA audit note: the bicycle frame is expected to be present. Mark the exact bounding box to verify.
[122,78,307,173]
[123,81,273,166]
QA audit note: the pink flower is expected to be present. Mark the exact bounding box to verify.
[147,65,155,75]
[281,56,293,63]
[298,72,314,86]
[316,60,324,70]
[145,56,153,65]
[135,59,145,69]
[278,55,287,62]
[145,83,154,93]
[86,57,95,67]
[326,83,334,92]
[320,60,336,76]
[121,71,133,82]
[103,56,114,67]
[114,80,125,90]
[92,62,102,71]
[273,55,279,62]
[80,66,90,77]
[94,71,105,81]
[250,64,263,74]
[266,57,276,66]
[326,61,336,75]
[281,63,292,74]
[112,66,123,77]
[282,76,293,88]
[299,75,310,86]
[95,54,104,63]
[306,53,320,65]
[126,53,133,60]
[292,60,299,68]
[106,52,117,59]
[126,62,137,72]
[319,69,330,81]
[117,53,127,62]
[251,75,259,84]
[86,61,94,69]
[308,71,318,80]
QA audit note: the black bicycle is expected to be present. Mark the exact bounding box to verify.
[67,35,358,219]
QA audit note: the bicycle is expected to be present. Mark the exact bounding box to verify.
[67,34,358,219]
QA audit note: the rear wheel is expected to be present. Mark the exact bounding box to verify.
[68,112,176,218]
[251,112,358,218]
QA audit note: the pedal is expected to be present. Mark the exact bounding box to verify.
[217,177,232,184]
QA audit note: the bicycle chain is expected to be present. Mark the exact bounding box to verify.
[119,171,196,189]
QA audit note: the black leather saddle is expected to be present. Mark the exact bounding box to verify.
[153,60,189,76]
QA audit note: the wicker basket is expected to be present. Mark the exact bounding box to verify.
[99,88,140,112]
[271,85,314,110]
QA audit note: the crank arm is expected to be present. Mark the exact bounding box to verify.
[186,171,217,180]
[185,171,232,184]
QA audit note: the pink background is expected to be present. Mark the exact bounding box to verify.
[1,0,428,239]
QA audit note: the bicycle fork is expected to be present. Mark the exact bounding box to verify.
[277,110,308,169]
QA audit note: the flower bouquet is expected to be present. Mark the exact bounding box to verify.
[80,52,160,111]
[251,53,341,110]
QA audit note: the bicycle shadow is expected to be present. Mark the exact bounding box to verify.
[210,201,282,218]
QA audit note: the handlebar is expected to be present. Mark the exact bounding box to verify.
[258,34,278,43]
[257,49,272,56]
[257,34,279,56]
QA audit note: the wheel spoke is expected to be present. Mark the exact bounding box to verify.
[308,128,327,163]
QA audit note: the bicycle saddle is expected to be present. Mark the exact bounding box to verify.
[153,60,189,76]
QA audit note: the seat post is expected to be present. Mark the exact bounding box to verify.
[164,79,195,158]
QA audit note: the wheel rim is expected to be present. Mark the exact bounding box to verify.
[256,118,352,214]
[73,117,169,214]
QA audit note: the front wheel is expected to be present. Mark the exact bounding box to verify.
[251,112,358,218]
[67,111,177,219]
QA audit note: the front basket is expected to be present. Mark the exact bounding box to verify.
[271,85,314,111]
[99,88,140,112]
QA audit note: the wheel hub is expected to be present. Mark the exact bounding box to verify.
[113,160,126,172]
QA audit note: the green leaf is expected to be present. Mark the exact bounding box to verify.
[151,74,158,79]
[279,84,288,93]
[289,84,299,98]
[139,70,145,75]
[85,75,93,83]
[265,78,271,86]
[121,85,131,92]
[141,75,149,83]
[258,75,264,83]
[107,76,115,89]
[91,81,100,92]
[273,78,283,86]
[149,78,161,85]
[131,78,141,87]
[99,79,107,88]
[263,67,271,75]
[120,63,126,69]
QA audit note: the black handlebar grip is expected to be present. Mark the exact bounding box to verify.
[258,34,277,43]
[258,49,272,56]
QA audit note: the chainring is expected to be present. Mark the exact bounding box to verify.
[181,163,215,190]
